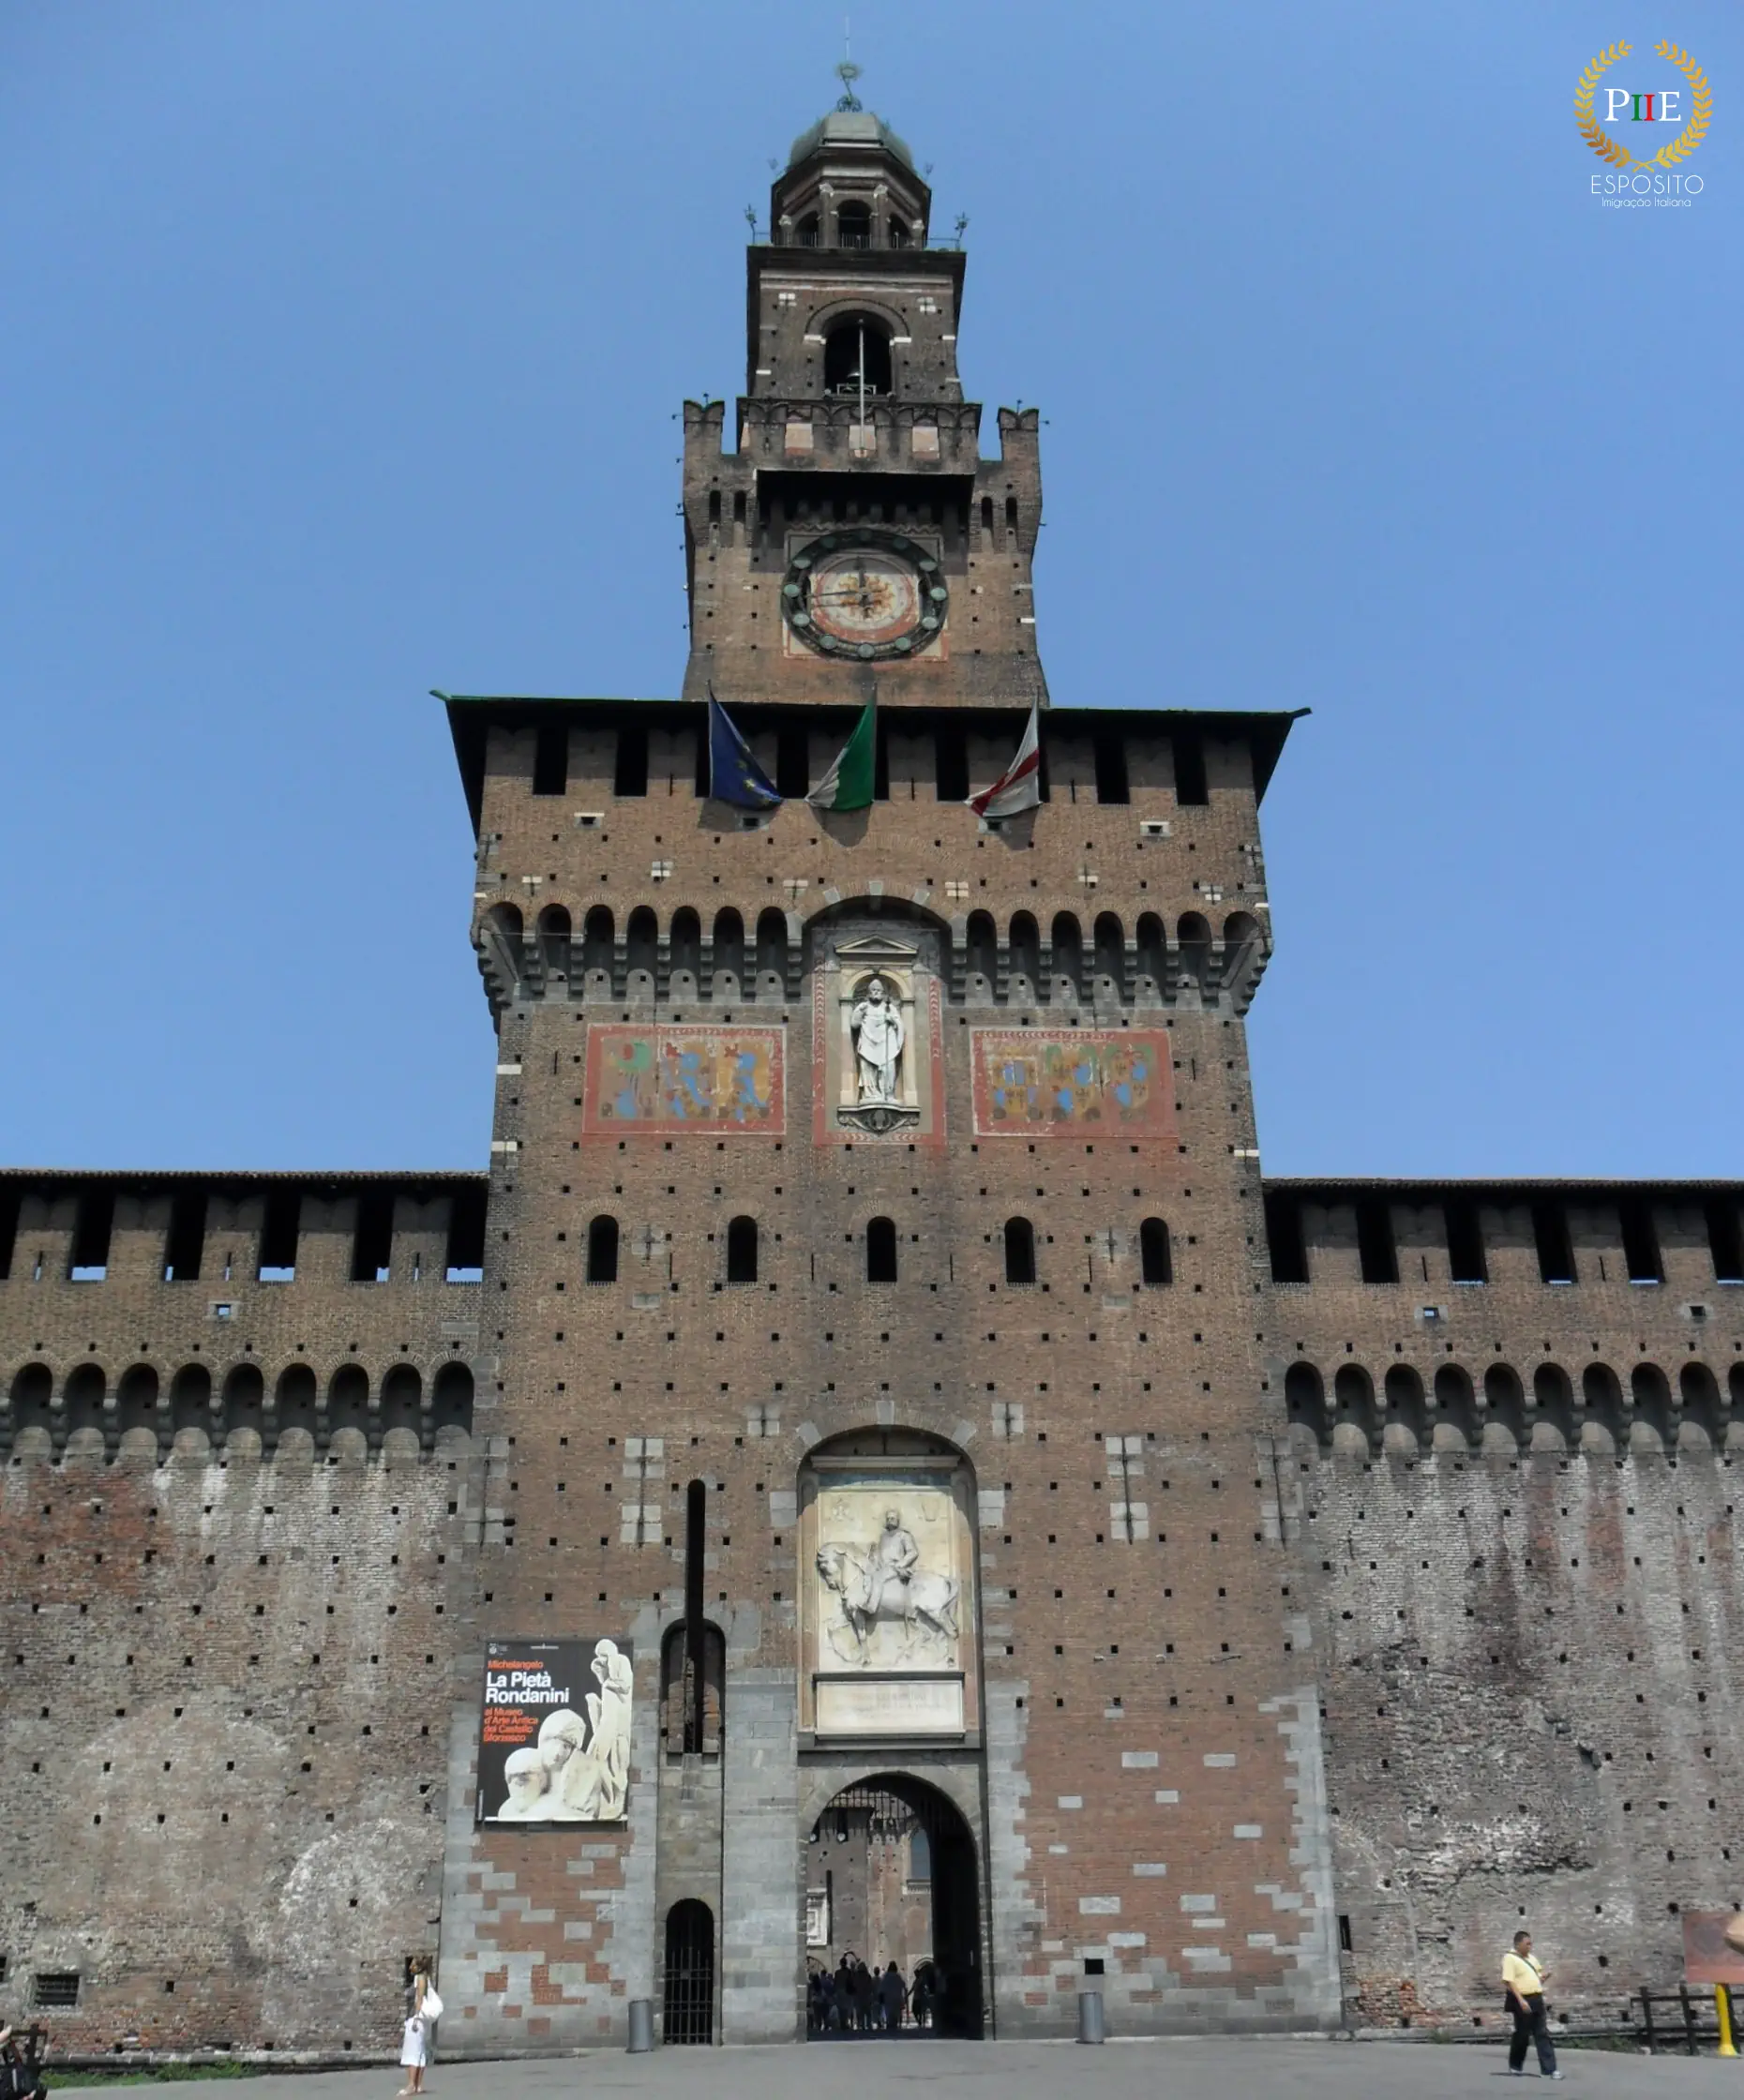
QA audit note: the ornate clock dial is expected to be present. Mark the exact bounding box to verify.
[782,529,947,660]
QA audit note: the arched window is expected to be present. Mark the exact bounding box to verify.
[1135,912,1165,993]
[1483,1363,1526,1445]
[823,314,891,393]
[1383,1365,1427,1441]
[981,495,995,542]
[795,211,820,248]
[1092,912,1124,994]
[325,1362,367,1437]
[1139,1218,1171,1286]
[537,905,571,980]
[834,201,872,250]
[1285,1360,1327,1439]
[1631,1361,1674,1443]
[1004,1217,1036,1285]
[170,1362,212,1436]
[1680,1361,1723,1442]
[275,1363,316,1439]
[755,908,789,996]
[626,906,658,984]
[1432,1363,1477,1447]
[888,218,912,250]
[660,1620,725,1756]
[1177,911,1211,992]
[669,908,701,986]
[1334,1363,1375,1424]
[1582,1361,1626,1441]
[432,1361,474,1436]
[1050,912,1083,1000]
[117,1362,159,1437]
[1008,912,1040,994]
[64,1362,107,1442]
[9,1362,52,1435]
[587,1214,620,1284]
[966,910,997,991]
[381,1363,421,1437]
[221,1362,263,1443]
[713,908,745,995]
[866,1217,898,1283]
[727,1216,758,1284]
[581,906,615,982]
[909,1826,931,1884]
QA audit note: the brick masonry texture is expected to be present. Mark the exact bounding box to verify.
[2,96,1740,2056]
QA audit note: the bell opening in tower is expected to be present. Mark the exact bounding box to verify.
[824,317,892,398]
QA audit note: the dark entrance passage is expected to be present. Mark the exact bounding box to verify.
[804,1775,983,2039]
[663,1898,714,2044]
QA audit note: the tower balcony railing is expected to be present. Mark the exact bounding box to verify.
[752,224,966,252]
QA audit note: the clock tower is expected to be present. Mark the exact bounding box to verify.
[681,72,1047,711]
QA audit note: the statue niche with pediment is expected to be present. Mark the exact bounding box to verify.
[818,923,938,1139]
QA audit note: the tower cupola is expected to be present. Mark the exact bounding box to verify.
[772,63,931,251]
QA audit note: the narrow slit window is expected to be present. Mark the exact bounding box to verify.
[533,722,568,796]
[1532,1202,1576,1285]
[1355,1200,1397,1285]
[1173,730,1209,806]
[1092,734,1129,805]
[68,1187,114,1282]
[350,1192,394,1283]
[1444,1199,1486,1284]
[1706,1200,1744,1283]
[1618,1199,1662,1284]
[587,1214,620,1284]
[614,725,649,798]
[444,1182,487,1283]
[727,1216,758,1284]
[259,1188,301,1282]
[163,1187,207,1283]
[1264,1192,1308,1284]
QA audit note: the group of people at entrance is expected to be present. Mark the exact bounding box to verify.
[807,1955,939,2036]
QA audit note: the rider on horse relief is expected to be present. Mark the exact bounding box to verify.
[866,1508,919,1614]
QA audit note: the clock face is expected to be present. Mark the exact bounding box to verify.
[782,530,947,660]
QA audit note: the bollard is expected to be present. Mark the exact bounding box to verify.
[1718,1984,1737,2060]
[1077,1988,1105,2045]
[627,1999,654,2053]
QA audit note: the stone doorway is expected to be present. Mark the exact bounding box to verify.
[804,1775,983,2039]
[662,1898,714,2045]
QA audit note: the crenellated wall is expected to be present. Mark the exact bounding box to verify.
[1263,1178,1744,2028]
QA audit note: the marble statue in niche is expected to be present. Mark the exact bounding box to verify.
[850,977,906,1103]
[815,923,939,1139]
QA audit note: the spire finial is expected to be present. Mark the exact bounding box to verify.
[834,19,863,113]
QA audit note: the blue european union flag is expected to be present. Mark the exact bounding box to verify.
[707,692,781,810]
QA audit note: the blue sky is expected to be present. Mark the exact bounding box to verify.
[2,2,1737,1176]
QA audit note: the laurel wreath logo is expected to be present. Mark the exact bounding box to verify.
[1575,39,1711,171]
[1575,41,1634,167]
[1650,40,1710,167]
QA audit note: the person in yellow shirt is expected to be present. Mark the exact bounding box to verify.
[1503,1929,1562,2078]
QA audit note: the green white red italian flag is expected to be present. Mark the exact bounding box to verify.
[807,693,877,812]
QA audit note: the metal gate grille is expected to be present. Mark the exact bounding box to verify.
[663,1899,714,2045]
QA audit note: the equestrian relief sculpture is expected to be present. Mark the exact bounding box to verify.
[816,1508,961,1667]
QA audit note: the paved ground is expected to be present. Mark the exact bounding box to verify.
[69,2038,1741,2100]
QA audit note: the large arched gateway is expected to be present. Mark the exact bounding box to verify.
[794,1428,988,2038]
[804,1774,983,2038]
